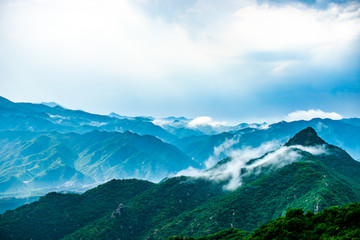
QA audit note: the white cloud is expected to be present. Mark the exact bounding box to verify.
[151,119,173,127]
[1,0,359,79]
[0,0,359,117]
[188,116,212,127]
[285,109,343,122]
[188,116,226,128]
[204,137,240,168]
[177,143,327,191]
[193,1,360,72]
[293,144,328,155]
[0,0,218,79]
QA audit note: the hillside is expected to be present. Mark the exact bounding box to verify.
[0,177,224,240]
[150,128,360,238]
[1,128,360,239]
[168,202,360,239]
[0,130,197,198]
[0,179,156,240]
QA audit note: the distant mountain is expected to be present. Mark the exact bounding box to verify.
[108,112,130,119]
[173,132,234,165]
[40,102,64,108]
[0,96,175,142]
[1,128,359,239]
[2,96,360,162]
[0,130,197,198]
[152,117,205,138]
[173,118,360,164]
[0,196,40,215]
[152,117,259,138]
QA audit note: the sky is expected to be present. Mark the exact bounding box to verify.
[0,0,359,123]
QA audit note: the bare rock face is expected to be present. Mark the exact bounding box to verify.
[111,203,127,218]
[285,127,326,147]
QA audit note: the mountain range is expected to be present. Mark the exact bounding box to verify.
[0,130,195,198]
[1,96,360,214]
[173,118,360,165]
[1,127,360,239]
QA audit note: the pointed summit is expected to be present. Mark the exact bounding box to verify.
[285,127,326,147]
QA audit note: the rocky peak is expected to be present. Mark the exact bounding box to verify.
[285,127,326,147]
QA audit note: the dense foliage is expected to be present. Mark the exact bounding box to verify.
[150,159,360,239]
[250,203,360,239]
[0,179,155,240]
[168,228,251,240]
[168,203,360,240]
[62,176,225,240]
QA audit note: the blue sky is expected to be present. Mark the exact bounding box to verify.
[0,0,359,123]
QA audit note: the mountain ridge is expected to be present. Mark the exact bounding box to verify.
[1,128,360,239]
[0,129,198,199]
[1,96,360,216]
[285,126,326,146]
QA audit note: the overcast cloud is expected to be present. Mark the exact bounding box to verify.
[0,0,359,122]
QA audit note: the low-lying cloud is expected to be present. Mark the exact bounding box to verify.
[177,143,327,191]
[188,116,227,128]
[285,109,343,122]
[204,137,241,168]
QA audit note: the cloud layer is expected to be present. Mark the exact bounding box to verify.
[188,116,226,128]
[177,143,328,190]
[285,109,343,122]
[0,0,359,120]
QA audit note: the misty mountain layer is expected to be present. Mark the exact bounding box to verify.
[0,130,196,198]
[1,128,360,240]
[1,96,360,211]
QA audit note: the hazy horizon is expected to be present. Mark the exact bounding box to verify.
[1,95,348,125]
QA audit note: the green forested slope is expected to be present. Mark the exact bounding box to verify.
[0,179,155,240]
[63,176,225,240]
[151,158,360,239]
[168,203,360,240]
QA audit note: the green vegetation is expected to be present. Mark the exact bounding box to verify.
[250,203,360,239]
[62,176,225,240]
[168,203,360,240]
[0,179,155,240]
[151,159,360,239]
[2,150,360,240]
[168,228,251,240]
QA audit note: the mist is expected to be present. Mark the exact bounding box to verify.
[177,141,328,191]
